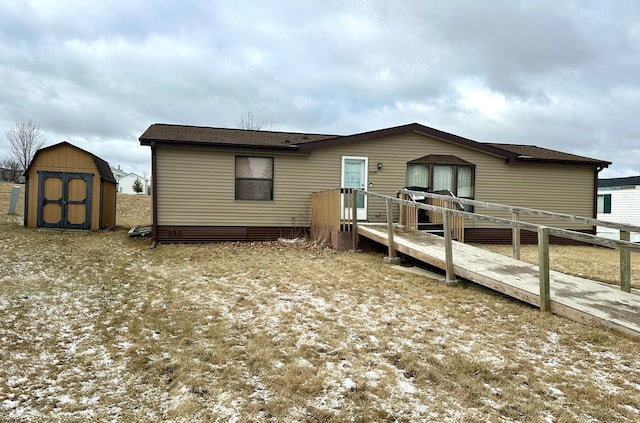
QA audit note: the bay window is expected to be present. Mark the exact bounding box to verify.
[406,155,475,211]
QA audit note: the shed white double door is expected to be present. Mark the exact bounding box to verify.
[341,156,368,220]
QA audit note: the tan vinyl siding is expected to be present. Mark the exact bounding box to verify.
[473,162,594,229]
[155,132,596,230]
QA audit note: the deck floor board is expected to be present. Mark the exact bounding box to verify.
[358,223,640,338]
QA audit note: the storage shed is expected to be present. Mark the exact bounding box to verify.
[24,141,117,230]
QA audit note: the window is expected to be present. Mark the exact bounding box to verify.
[406,155,475,212]
[235,156,274,200]
[407,163,475,197]
[406,164,429,188]
[597,194,611,214]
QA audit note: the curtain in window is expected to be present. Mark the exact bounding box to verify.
[236,157,273,200]
[236,157,272,178]
[457,166,473,198]
[406,165,429,188]
[432,165,453,191]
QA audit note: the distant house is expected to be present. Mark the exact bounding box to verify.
[110,166,128,181]
[110,166,149,194]
[597,176,640,241]
[1,167,20,182]
[139,122,610,244]
[119,172,149,195]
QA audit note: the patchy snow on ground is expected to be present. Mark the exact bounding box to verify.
[1,217,640,422]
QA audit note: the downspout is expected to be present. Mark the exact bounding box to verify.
[150,141,159,248]
[593,165,605,234]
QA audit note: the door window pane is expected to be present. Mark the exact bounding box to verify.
[344,160,363,188]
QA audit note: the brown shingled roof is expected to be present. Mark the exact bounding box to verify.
[139,122,610,167]
[139,123,337,150]
[408,154,475,165]
[486,143,610,165]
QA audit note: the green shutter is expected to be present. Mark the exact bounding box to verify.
[604,194,612,213]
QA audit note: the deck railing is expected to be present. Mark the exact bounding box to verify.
[310,188,354,248]
[314,187,640,313]
[396,189,640,295]
[398,192,465,242]
[398,192,419,229]
[312,188,465,248]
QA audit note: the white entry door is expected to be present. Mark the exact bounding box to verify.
[341,156,368,220]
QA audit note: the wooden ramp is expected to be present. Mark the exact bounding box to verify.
[358,223,640,338]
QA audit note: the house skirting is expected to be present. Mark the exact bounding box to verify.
[155,225,595,246]
[463,228,596,245]
[156,225,303,243]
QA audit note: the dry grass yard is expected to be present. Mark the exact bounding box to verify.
[1,182,640,422]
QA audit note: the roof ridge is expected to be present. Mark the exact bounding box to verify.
[150,122,336,137]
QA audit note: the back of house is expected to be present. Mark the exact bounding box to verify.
[139,122,610,245]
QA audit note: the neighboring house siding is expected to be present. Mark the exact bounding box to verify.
[597,187,640,242]
[118,173,148,194]
[155,132,596,231]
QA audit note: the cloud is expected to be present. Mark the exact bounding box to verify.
[0,0,638,177]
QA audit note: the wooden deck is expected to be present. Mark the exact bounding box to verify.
[358,223,640,338]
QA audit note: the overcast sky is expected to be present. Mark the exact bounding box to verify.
[1,0,639,178]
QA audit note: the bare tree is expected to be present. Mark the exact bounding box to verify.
[237,111,278,131]
[6,119,46,172]
[0,158,21,182]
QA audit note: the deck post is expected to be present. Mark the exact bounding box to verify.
[538,227,551,312]
[512,211,520,260]
[351,189,360,251]
[399,194,404,227]
[384,197,400,264]
[620,230,631,292]
[443,207,456,284]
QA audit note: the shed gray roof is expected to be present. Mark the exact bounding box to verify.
[139,122,611,167]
